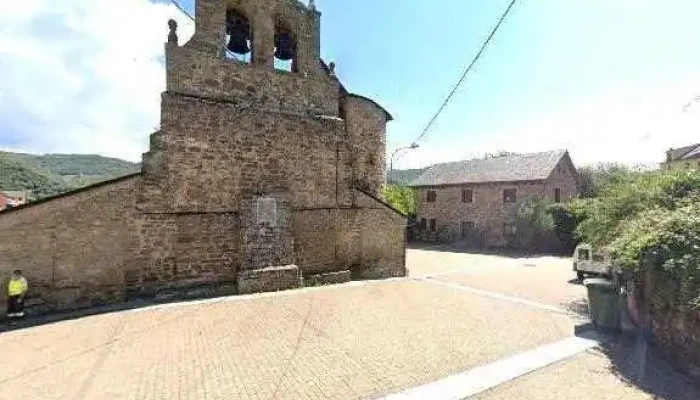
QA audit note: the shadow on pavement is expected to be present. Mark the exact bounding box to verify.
[564,298,590,318]
[407,242,569,259]
[0,299,154,335]
[604,334,699,397]
[0,284,239,335]
[575,324,700,398]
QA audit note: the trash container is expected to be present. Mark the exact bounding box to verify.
[584,277,620,330]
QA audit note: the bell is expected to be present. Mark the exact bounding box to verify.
[274,32,295,61]
[226,12,251,54]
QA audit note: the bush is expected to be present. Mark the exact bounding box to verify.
[572,170,700,246]
[547,203,578,253]
[610,201,700,309]
[381,185,416,217]
[572,169,700,310]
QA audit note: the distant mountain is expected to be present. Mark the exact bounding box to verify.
[387,168,427,185]
[0,152,141,201]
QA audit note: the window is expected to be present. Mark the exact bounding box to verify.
[686,163,691,169]
[420,218,427,230]
[578,249,590,261]
[503,189,517,203]
[461,221,475,237]
[503,223,517,237]
[427,190,437,203]
[554,188,561,203]
[592,253,605,262]
[462,189,473,203]
[429,219,436,232]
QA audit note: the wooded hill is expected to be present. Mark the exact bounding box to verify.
[0,151,140,201]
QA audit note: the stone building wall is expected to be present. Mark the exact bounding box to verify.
[343,94,390,197]
[293,192,407,280]
[414,161,578,246]
[0,0,406,314]
[141,93,344,213]
[0,176,139,312]
[125,211,240,296]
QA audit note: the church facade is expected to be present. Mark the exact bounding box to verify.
[0,0,406,313]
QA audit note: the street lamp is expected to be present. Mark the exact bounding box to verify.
[389,143,420,179]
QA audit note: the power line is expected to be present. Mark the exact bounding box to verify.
[413,0,520,144]
[170,0,194,21]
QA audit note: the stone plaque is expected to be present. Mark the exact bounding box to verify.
[255,197,278,227]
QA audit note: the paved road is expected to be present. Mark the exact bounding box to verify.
[0,246,696,399]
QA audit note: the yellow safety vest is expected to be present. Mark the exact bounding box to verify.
[8,277,28,296]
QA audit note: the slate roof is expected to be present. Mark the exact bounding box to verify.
[668,143,700,161]
[409,150,569,187]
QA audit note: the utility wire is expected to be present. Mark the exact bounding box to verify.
[170,0,194,21]
[413,0,520,144]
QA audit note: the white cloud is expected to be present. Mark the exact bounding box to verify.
[396,75,700,170]
[0,0,194,162]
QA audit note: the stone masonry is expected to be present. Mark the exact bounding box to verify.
[0,0,406,315]
[412,151,578,247]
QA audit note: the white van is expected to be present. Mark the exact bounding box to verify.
[573,243,614,281]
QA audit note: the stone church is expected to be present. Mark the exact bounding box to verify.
[0,0,406,313]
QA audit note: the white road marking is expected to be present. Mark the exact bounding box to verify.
[380,334,602,400]
[420,278,571,315]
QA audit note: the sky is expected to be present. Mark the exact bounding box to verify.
[1,0,700,169]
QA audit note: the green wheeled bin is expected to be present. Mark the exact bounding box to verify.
[584,277,620,331]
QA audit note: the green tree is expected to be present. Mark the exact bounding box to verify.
[573,170,700,246]
[381,185,416,217]
[571,169,700,309]
[610,201,700,309]
[577,162,635,198]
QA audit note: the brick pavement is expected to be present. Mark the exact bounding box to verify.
[0,248,694,400]
[0,277,573,400]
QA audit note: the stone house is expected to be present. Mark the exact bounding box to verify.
[410,150,578,247]
[0,0,406,315]
[661,143,700,170]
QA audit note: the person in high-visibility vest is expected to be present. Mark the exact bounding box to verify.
[7,270,28,318]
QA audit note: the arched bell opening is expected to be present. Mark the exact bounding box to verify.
[273,21,297,72]
[225,8,252,63]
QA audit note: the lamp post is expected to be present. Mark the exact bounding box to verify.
[389,143,419,182]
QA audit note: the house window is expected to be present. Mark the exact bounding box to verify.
[578,249,590,261]
[503,223,517,237]
[429,219,436,232]
[427,190,437,203]
[461,221,475,237]
[686,163,691,169]
[420,218,427,230]
[554,188,561,203]
[503,189,517,203]
[462,189,473,203]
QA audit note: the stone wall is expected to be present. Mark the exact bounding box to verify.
[343,94,389,197]
[141,92,346,213]
[190,0,322,76]
[630,273,700,380]
[414,163,578,247]
[125,211,240,296]
[293,192,407,280]
[0,0,406,313]
[0,176,139,312]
